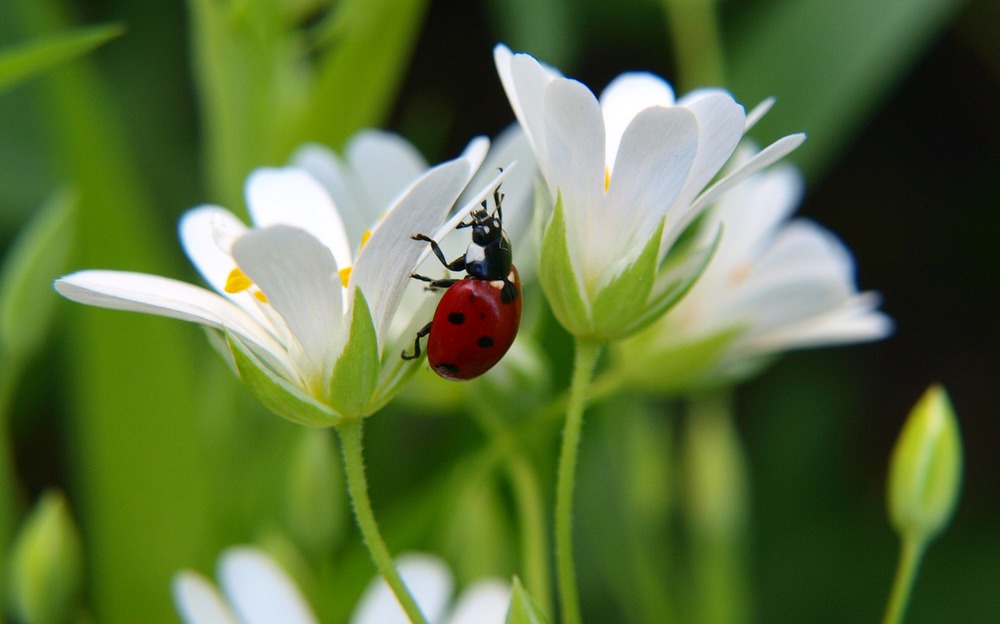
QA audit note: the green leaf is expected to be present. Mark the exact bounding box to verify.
[729,0,965,179]
[297,0,430,150]
[228,331,341,428]
[538,196,590,336]
[506,577,551,624]
[0,189,75,364]
[590,218,664,341]
[328,288,381,419]
[616,325,743,395]
[0,24,123,93]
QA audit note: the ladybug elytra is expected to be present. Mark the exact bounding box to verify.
[401,184,522,381]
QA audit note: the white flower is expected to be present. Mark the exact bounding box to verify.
[55,137,508,426]
[172,547,511,624]
[494,44,805,340]
[616,151,893,390]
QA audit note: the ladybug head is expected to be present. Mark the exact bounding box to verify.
[469,205,504,247]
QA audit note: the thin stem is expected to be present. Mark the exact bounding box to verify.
[555,339,603,624]
[684,392,751,624]
[337,418,428,624]
[661,0,726,90]
[882,537,925,624]
[469,406,553,616]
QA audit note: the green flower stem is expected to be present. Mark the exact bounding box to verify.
[684,392,751,624]
[882,537,925,624]
[337,418,428,624]
[470,407,552,616]
[555,339,603,624]
[660,0,726,90]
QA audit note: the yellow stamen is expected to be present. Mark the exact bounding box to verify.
[224,268,253,293]
[253,290,269,303]
[360,228,371,248]
[339,266,353,287]
[604,167,611,192]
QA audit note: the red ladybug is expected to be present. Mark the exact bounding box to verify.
[402,185,522,381]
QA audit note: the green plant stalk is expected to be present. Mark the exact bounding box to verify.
[685,392,751,624]
[470,403,553,617]
[555,339,603,624]
[661,0,726,90]
[882,536,925,624]
[337,418,429,624]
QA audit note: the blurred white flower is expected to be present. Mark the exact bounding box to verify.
[617,150,893,390]
[55,138,507,426]
[494,44,805,340]
[173,547,511,624]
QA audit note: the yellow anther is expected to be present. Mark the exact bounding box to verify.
[224,268,253,293]
[339,266,353,287]
[361,228,371,248]
[253,290,269,303]
[604,167,611,192]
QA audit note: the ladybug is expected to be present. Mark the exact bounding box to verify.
[401,184,522,381]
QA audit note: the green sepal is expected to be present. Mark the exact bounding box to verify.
[328,287,380,420]
[589,218,665,341]
[505,577,551,624]
[226,331,340,428]
[621,225,722,337]
[2,190,75,365]
[888,385,963,544]
[538,195,590,336]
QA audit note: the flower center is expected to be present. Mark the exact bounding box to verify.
[224,267,269,303]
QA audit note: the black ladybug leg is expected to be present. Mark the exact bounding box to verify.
[411,234,467,272]
[401,322,432,360]
[409,273,460,290]
[494,186,504,223]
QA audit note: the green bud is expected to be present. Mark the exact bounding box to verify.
[7,490,83,624]
[887,385,962,544]
[505,577,550,624]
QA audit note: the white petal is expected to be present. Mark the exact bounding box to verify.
[348,130,429,220]
[219,547,318,624]
[350,554,454,624]
[54,270,289,364]
[604,106,698,264]
[290,143,371,249]
[179,206,248,294]
[447,580,511,624]
[233,226,344,377]
[497,47,559,182]
[689,133,806,216]
[599,72,675,170]
[173,571,238,624]
[671,90,746,213]
[543,78,606,285]
[745,97,775,130]
[245,168,354,271]
[351,140,486,347]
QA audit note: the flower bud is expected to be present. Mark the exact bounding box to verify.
[887,385,962,544]
[7,490,83,624]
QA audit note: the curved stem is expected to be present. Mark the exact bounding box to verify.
[660,0,726,89]
[555,339,603,624]
[337,418,428,624]
[882,537,925,624]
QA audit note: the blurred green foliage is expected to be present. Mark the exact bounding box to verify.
[1,0,996,623]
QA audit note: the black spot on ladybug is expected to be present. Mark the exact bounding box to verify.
[480,313,487,320]
[477,336,495,348]
[448,312,465,325]
[435,363,459,375]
